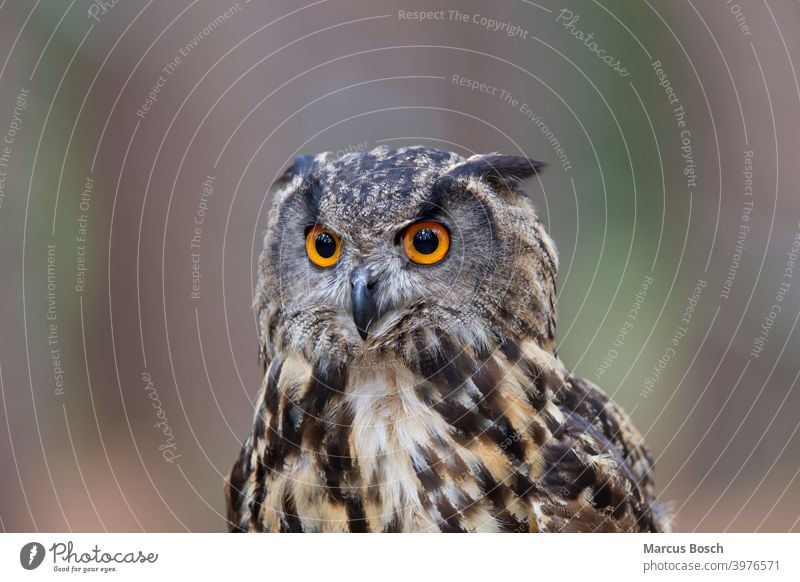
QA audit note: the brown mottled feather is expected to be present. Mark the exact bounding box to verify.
[226,340,668,532]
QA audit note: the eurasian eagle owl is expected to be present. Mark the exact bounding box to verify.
[226,146,669,533]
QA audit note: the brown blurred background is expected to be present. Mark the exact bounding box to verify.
[1,0,799,532]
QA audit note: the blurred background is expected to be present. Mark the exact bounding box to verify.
[1,0,799,532]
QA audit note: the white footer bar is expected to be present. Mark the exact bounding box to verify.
[1,533,797,580]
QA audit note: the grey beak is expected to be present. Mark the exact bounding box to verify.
[351,273,377,341]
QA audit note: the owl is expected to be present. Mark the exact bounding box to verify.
[226,146,670,533]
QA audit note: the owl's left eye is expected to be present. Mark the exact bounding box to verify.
[305,226,341,268]
[402,221,450,265]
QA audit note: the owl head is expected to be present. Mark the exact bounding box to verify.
[255,146,558,370]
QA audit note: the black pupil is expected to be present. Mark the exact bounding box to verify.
[413,229,439,255]
[314,232,336,259]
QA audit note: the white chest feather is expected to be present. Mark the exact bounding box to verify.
[345,365,450,529]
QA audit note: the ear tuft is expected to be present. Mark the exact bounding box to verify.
[447,154,545,190]
[272,154,317,190]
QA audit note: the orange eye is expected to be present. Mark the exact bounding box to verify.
[403,221,450,265]
[305,226,341,268]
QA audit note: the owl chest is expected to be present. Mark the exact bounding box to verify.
[268,367,454,531]
[269,364,489,531]
[345,368,453,526]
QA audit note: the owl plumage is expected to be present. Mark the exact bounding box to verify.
[226,146,669,532]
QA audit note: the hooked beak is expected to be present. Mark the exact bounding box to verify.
[351,270,377,341]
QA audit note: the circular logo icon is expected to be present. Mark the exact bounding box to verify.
[19,542,46,570]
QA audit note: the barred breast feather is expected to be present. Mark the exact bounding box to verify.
[226,337,669,533]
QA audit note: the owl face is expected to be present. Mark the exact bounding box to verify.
[256,146,556,367]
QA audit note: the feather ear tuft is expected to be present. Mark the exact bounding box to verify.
[447,154,545,190]
[272,154,317,190]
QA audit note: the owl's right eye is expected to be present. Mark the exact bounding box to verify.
[305,226,342,268]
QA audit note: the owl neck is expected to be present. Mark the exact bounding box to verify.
[259,334,567,444]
